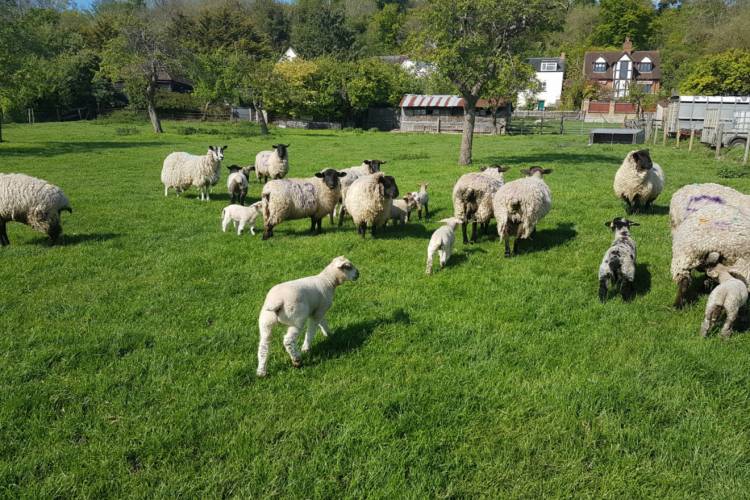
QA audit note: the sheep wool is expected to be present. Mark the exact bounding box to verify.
[335,160,385,224]
[390,195,417,225]
[255,144,289,183]
[452,166,509,243]
[344,173,400,237]
[0,173,72,245]
[613,149,665,212]
[669,183,750,232]
[222,202,262,235]
[226,165,249,205]
[700,263,749,338]
[426,218,461,274]
[161,146,226,201]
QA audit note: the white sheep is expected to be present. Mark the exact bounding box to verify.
[426,217,462,275]
[598,217,639,302]
[261,168,346,239]
[410,182,430,220]
[255,144,289,183]
[452,165,509,244]
[226,164,252,206]
[343,173,400,238]
[492,167,553,257]
[256,256,359,376]
[335,159,385,226]
[221,202,263,235]
[0,173,72,246]
[161,145,227,201]
[613,149,665,213]
[669,183,750,232]
[701,263,748,338]
[388,193,418,225]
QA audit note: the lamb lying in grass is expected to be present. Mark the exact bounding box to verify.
[222,202,262,235]
[426,217,462,275]
[700,263,748,338]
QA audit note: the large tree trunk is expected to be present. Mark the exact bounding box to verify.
[254,99,269,135]
[459,98,477,165]
[146,77,163,133]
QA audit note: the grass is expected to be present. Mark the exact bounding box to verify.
[2,119,750,497]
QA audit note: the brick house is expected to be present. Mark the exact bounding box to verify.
[584,37,660,98]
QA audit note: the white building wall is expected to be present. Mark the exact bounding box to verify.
[518,71,564,109]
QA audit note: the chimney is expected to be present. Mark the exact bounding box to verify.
[623,36,633,54]
[560,52,566,60]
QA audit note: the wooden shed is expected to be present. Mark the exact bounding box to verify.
[398,94,510,134]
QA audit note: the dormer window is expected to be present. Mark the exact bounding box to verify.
[593,57,606,73]
[540,61,557,72]
[639,57,652,72]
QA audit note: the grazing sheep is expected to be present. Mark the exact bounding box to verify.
[221,202,263,235]
[410,182,430,220]
[669,183,750,232]
[0,173,72,246]
[343,173,400,238]
[261,169,346,240]
[426,217,462,275]
[257,256,359,376]
[335,159,386,226]
[389,193,418,225]
[613,149,665,213]
[598,217,639,302]
[226,164,251,205]
[255,144,289,183]
[452,165,510,244]
[161,145,227,201]
[700,263,748,338]
[492,166,553,257]
[671,201,750,308]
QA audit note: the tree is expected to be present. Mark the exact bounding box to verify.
[188,48,235,121]
[411,0,564,165]
[591,0,655,49]
[292,0,355,59]
[680,49,750,96]
[482,57,537,133]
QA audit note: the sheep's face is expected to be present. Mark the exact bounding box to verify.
[208,145,227,162]
[315,168,346,189]
[605,217,639,238]
[418,182,429,192]
[227,164,242,173]
[404,194,418,211]
[480,165,510,176]
[273,144,290,159]
[379,175,399,199]
[631,149,653,171]
[330,256,359,282]
[521,166,552,178]
[363,159,386,173]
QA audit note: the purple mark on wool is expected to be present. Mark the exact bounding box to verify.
[686,194,725,213]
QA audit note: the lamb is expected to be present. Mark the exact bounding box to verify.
[669,183,750,232]
[256,256,359,376]
[452,165,510,244]
[0,173,72,246]
[613,149,665,213]
[261,168,346,240]
[161,145,227,201]
[598,217,639,302]
[492,166,553,257]
[226,164,251,205]
[426,217,462,275]
[700,263,748,338]
[671,201,750,308]
[254,144,289,183]
[410,182,430,220]
[221,202,263,235]
[343,172,400,238]
[335,159,385,226]
[388,193,418,225]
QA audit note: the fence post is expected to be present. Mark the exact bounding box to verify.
[653,124,659,145]
[688,129,695,152]
[662,122,668,146]
[743,132,749,165]
[560,115,564,135]
[676,128,681,148]
[715,123,723,160]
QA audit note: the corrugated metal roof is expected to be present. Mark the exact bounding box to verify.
[400,94,464,108]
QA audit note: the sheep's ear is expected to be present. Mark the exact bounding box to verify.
[542,168,553,175]
[627,221,640,227]
[221,145,228,151]
[498,166,510,172]
[605,221,613,228]
[314,172,324,178]
[479,166,487,172]
[337,171,347,177]
[208,146,215,151]
[521,169,530,176]
[247,166,256,171]
[272,144,279,148]
[284,143,290,147]
[380,160,386,164]
[364,160,372,165]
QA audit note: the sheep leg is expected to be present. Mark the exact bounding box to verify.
[504,238,511,258]
[418,207,422,220]
[426,248,435,275]
[0,220,8,246]
[700,305,721,337]
[471,222,477,243]
[164,186,169,197]
[371,224,377,238]
[512,237,521,256]
[237,220,246,236]
[621,280,635,302]
[439,248,448,269]
[316,218,323,234]
[424,202,429,220]
[598,277,608,303]
[262,224,274,240]
[318,318,330,337]
[302,319,317,353]
[338,206,347,227]
[222,214,230,232]
[310,217,316,233]
[358,222,367,238]
[462,223,469,244]
[257,310,277,377]
[283,326,303,368]
[720,310,737,339]
[204,185,210,202]
[674,276,691,309]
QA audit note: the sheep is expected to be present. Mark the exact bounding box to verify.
[335,159,386,226]
[598,217,639,302]
[669,183,750,232]
[221,202,263,236]
[256,256,359,376]
[410,182,430,220]
[261,168,346,240]
[452,165,510,244]
[426,217,462,275]
[0,173,72,246]
[254,144,289,183]
[343,172,400,238]
[613,149,665,214]
[700,263,749,338]
[492,166,553,257]
[671,201,750,308]
[226,164,251,206]
[388,193,418,225]
[161,145,227,201]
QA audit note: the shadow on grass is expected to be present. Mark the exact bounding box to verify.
[516,222,577,255]
[483,152,622,166]
[634,262,652,296]
[0,141,166,157]
[619,204,670,216]
[29,232,121,246]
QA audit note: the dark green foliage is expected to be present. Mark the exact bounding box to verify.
[680,49,750,96]
[291,0,355,59]
[591,0,655,49]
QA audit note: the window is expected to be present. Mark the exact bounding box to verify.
[640,57,652,72]
[539,81,547,91]
[540,61,557,72]
[593,57,607,72]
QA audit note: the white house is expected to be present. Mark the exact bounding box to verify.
[378,55,435,78]
[517,55,566,110]
[278,47,298,63]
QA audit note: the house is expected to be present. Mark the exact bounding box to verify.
[517,55,566,110]
[378,55,434,78]
[279,47,298,63]
[398,94,510,134]
[584,37,660,98]
[155,69,193,93]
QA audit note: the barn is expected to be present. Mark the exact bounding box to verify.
[398,94,510,134]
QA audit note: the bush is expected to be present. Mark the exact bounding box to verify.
[717,164,748,179]
[369,127,380,133]
[115,127,139,136]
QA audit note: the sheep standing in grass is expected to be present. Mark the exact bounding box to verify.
[257,256,359,376]
[426,218,462,274]
[492,167,553,257]
[669,183,750,232]
[261,169,346,240]
[161,145,227,201]
[343,173,400,238]
[389,193,418,225]
[255,144,289,183]
[335,159,385,226]
[222,202,263,235]
[452,165,510,244]
[598,217,639,302]
[613,149,665,213]
[701,263,748,338]
[0,173,72,246]
[226,164,251,205]
[410,183,430,220]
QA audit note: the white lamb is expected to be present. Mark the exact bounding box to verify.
[335,159,385,226]
[389,193,418,225]
[409,182,430,220]
[492,167,553,257]
[343,173,400,238]
[669,183,750,232]
[0,173,72,246]
[613,149,665,213]
[426,217,462,275]
[255,144,289,183]
[161,145,227,201]
[701,263,749,338]
[256,256,359,376]
[452,165,509,244]
[221,202,263,235]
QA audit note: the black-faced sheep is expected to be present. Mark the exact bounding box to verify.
[226,164,251,205]
[255,144,289,183]
[343,173,400,238]
[161,145,227,201]
[613,149,665,214]
[452,165,510,244]
[335,159,386,226]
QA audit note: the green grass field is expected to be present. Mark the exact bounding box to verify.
[2,120,750,497]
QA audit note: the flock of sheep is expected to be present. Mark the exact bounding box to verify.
[2,141,750,376]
